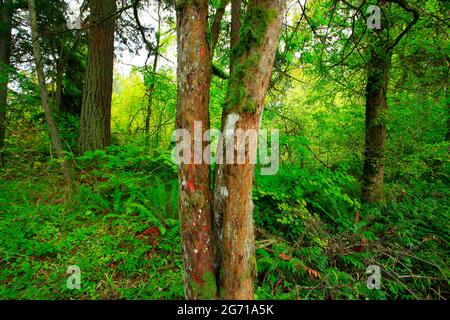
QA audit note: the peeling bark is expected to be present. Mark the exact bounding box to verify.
[176,0,216,300]
[213,0,285,299]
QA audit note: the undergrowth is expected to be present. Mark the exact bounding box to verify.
[0,144,448,299]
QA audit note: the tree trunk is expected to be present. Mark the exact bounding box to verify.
[0,0,13,160]
[54,52,66,113]
[362,48,392,203]
[28,0,71,182]
[176,0,216,300]
[78,0,116,154]
[361,0,418,203]
[213,0,284,299]
[230,0,241,74]
[444,55,449,142]
[145,1,161,145]
[210,0,229,59]
[211,0,241,294]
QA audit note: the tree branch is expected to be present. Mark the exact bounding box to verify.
[386,0,420,52]
[210,0,230,60]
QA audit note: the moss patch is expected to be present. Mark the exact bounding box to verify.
[190,271,217,299]
[233,3,278,58]
[223,3,278,114]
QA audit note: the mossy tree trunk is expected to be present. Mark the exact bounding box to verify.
[230,0,242,71]
[362,47,391,203]
[0,0,13,160]
[176,0,216,300]
[78,0,116,154]
[213,0,284,299]
[176,0,284,300]
[211,0,241,279]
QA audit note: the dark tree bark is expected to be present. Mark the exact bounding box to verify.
[54,52,67,113]
[0,0,13,159]
[29,0,71,182]
[144,1,162,145]
[444,55,449,142]
[176,0,216,300]
[210,0,229,59]
[361,0,418,203]
[78,0,116,154]
[230,0,241,73]
[361,48,392,203]
[213,0,285,299]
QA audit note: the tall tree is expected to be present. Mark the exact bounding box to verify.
[28,0,71,182]
[0,0,14,160]
[361,0,419,203]
[77,0,117,154]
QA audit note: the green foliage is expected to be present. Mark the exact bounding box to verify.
[0,0,448,301]
[0,146,183,299]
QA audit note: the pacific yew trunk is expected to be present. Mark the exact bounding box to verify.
[0,0,12,158]
[176,0,216,299]
[213,0,284,299]
[78,0,116,154]
[176,0,284,300]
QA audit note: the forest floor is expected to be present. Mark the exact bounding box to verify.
[0,145,448,299]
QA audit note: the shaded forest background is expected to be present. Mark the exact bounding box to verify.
[0,0,448,299]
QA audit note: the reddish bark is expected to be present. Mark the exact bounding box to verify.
[176,0,216,300]
[213,0,285,299]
